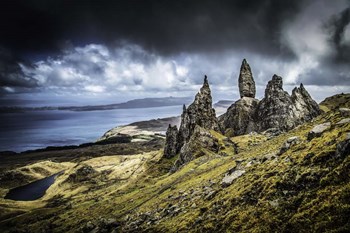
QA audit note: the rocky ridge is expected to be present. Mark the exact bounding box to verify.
[219,60,321,136]
[165,59,321,169]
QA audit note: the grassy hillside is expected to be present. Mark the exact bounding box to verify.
[319,93,350,112]
[0,94,349,232]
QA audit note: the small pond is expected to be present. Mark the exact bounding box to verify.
[4,171,63,201]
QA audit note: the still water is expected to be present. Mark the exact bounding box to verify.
[0,106,182,152]
[4,172,63,201]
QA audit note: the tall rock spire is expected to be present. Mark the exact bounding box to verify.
[176,75,219,151]
[238,59,256,98]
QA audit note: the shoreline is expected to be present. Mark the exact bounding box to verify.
[0,116,180,156]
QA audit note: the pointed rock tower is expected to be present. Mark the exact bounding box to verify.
[163,124,178,159]
[239,59,256,98]
[219,59,259,136]
[164,76,220,169]
[177,75,219,150]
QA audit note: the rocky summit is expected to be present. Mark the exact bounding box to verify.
[220,60,321,136]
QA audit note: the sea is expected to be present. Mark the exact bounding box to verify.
[0,105,183,152]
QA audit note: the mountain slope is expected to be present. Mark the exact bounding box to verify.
[0,94,349,233]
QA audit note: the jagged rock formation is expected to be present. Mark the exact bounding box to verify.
[256,75,321,132]
[163,125,178,159]
[238,59,256,98]
[176,76,219,151]
[220,60,321,136]
[164,76,220,167]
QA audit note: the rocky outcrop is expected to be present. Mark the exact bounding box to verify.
[239,59,256,98]
[168,75,219,158]
[177,76,219,150]
[220,63,321,136]
[163,125,178,159]
[221,168,245,187]
[164,76,220,168]
[219,97,259,136]
[172,126,219,171]
[278,136,301,155]
[307,122,331,141]
[339,108,350,117]
[291,83,321,120]
[256,75,297,131]
[256,75,321,132]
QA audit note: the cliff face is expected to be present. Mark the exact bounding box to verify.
[219,60,321,136]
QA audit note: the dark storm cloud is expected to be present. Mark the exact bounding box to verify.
[326,7,350,62]
[0,47,38,89]
[0,0,349,104]
[0,0,304,58]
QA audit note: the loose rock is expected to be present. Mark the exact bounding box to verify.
[307,122,331,141]
[221,169,245,187]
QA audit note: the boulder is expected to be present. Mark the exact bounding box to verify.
[163,124,178,159]
[307,122,331,141]
[221,169,245,187]
[278,136,301,155]
[336,118,350,125]
[339,108,350,117]
[335,138,350,159]
[238,59,256,98]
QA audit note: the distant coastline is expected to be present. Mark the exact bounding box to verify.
[0,96,192,113]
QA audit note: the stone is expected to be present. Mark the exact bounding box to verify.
[173,126,219,170]
[163,124,178,158]
[221,169,245,187]
[278,136,301,155]
[238,59,256,98]
[307,122,331,141]
[335,138,350,159]
[262,128,283,138]
[336,118,350,125]
[218,97,259,136]
[339,108,350,117]
[205,190,217,200]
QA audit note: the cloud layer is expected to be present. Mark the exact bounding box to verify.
[0,0,349,104]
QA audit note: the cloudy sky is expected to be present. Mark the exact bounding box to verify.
[0,0,349,106]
